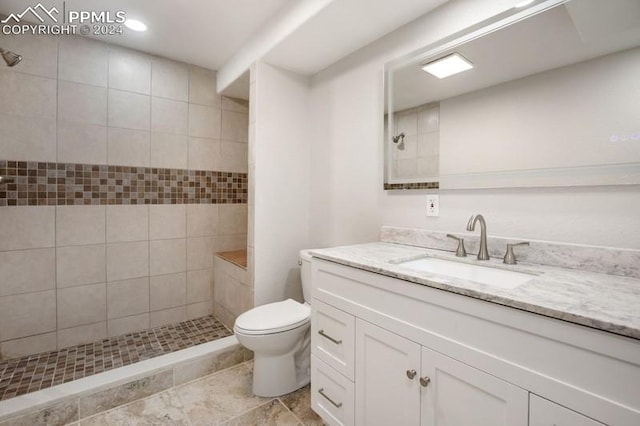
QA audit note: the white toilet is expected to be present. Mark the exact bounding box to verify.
[234,250,313,397]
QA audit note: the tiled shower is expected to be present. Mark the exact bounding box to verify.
[0,33,249,362]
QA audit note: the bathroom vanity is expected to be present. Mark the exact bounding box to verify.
[308,233,640,426]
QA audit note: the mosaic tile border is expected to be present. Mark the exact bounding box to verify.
[0,160,247,206]
[384,181,439,190]
[0,315,233,401]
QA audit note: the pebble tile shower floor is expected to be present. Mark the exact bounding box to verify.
[0,315,232,401]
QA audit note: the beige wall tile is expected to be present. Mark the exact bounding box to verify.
[106,241,149,281]
[0,332,57,359]
[57,322,107,349]
[107,127,150,167]
[150,306,187,328]
[59,36,108,87]
[57,283,106,329]
[107,205,149,243]
[188,66,219,106]
[217,234,247,252]
[221,96,249,114]
[108,89,151,131]
[56,244,106,288]
[150,132,188,169]
[56,206,106,247]
[150,272,187,311]
[238,285,254,315]
[187,237,214,270]
[0,72,57,119]
[150,238,186,276]
[107,277,149,319]
[0,32,58,79]
[0,206,55,251]
[0,114,56,162]
[151,97,188,135]
[58,81,107,125]
[57,121,107,164]
[108,47,151,94]
[0,290,56,341]
[188,104,221,138]
[150,205,186,240]
[0,248,55,296]
[219,141,248,173]
[186,204,218,237]
[187,269,212,304]
[152,57,189,101]
[219,204,248,235]
[221,110,248,143]
[107,313,150,337]
[188,137,220,171]
[187,302,212,319]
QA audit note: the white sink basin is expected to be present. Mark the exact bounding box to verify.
[394,257,535,289]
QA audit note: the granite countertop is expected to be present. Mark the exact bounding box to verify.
[310,242,640,340]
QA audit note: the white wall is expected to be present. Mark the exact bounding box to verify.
[308,0,640,250]
[252,62,311,305]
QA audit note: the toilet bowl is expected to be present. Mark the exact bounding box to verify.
[233,250,314,397]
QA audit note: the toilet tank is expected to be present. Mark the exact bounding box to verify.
[299,250,314,303]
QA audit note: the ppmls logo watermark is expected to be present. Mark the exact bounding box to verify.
[1,2,126,36]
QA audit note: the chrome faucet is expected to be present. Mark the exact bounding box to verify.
[466,214,490,260]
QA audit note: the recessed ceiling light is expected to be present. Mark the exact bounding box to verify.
[514,0,535,7]
[125,19,147,32]
[422,53,473,79]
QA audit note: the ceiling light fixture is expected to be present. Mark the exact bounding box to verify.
[422,53,473,79]
[125,19,147,32]
[514,0,535,8]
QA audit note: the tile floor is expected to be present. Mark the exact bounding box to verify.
[68,361,322,425]
[0,316,232,401]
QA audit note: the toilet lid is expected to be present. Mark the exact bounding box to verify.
[235,299,311,334]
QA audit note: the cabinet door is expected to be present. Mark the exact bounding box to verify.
[355,319,421,426]
[420,346,528,426]
[530,394,606,426]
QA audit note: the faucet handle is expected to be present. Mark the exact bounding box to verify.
[446,234,467,257]
[503,242,530,265]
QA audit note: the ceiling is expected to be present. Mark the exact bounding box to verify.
[1,0,449,92]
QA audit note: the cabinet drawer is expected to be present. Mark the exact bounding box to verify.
[311,355,355,426]
[530,394,605,426]
[312,299,355,380]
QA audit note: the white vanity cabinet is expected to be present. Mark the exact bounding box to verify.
[310,258,640,426]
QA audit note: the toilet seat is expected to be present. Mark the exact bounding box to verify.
[235,299,310,335]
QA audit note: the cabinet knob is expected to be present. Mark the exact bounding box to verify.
[406,369,417,379]
[420,376,431,387]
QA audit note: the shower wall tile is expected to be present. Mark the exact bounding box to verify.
[58,36,108,87]
[150,306,187,328]
[187,204,218,237]
[188,137,220,171]
[0,290,56,340]
[219,204,248,235]
[56,206,106,247]
[0,114,56,162]
[220,141,248,173]
[0,248,55,296]
[56,244,106,288]
[217,234,247,252]
[108,47,151,95]
[187,237,214,270]
[150,132,188,169]
[106,241,149,282]
[107,277,150,319]
[0,71,57,119]
[108,89,151,131]
[57,122,107,164]
[187,301,212,319]
[187,269,211,303]
[221,110,249,142]
[57,283,107,329]
[0,32,58,79]
[57,81,107,125]
[152,57,189,101]
[222,97,249,114]
[188,66,220,107]
[57,321,107,349]
[106,205,150,243]
[107,127,151,167]
[150,205,186,240]
[107,313,150,337]
[151,97,188,134]
[150,238,187,276]
[0,332,57,359]
[150,272,187,311]
[0,207,55,251]
[189,104,221,138]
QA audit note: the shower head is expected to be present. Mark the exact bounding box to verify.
[0,48,22,67]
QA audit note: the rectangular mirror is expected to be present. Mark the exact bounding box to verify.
[384,0,640,190]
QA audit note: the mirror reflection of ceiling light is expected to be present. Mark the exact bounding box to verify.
[421,53,473,79]
[125,19,147,32]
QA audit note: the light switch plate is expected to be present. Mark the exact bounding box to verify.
[427,195,439,217]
